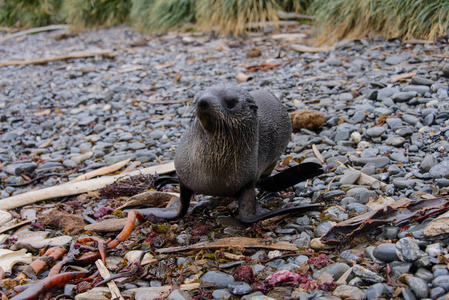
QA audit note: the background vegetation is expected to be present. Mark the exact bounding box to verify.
[1,0,448,43]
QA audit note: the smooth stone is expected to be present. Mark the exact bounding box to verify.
[382,226,399,239]
[366,126,386,137]
[396,237,422,262]
[167,289,192,300]
[405,276,429,298]
[403,85,430,94]
[390,261,412,277]
[346,203,366,214]
[401,288,418,300]
[312,263,350,280]
[377,87,399,100]
[420,155,437,172]
[349,156,390,168]
[364,283,392,299]
[339,92,353,101]
[228,282,252,296]
[361,163,376,175]
[443,63,449,77]
[432,275,449,292]
[323,190,346,201]
[390,153,408,163]
[434,265,449,277]
[385,137,406,147]
[392,91,417,102]
[430,161,449,178]
[332,285,363,300]
[346,187,377,204]
[339,170,361,185]
[426,243,445,257]
[212,289,232,299]
[373,243,399,262]
[315,221,334,237]
[3,162,38,175]
[402,114,420,125]
[415,267,434,283]
[392,178,416,189]
[201,271,235,289]
[396,127,413,137]
[411,76,433,86]
[431,287,446,299]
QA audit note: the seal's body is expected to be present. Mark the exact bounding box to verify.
[144,85,323,223]
[175,86,291,197]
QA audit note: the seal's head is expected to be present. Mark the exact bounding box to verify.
[194,84,258,132]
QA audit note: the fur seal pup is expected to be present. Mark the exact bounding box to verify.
[145,84,323,223]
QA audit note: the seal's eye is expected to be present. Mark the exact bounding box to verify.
[224,97,238,109]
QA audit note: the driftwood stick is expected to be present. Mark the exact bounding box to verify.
[0,24,70,44]
[69,158,132,183]
[95,259,124,300]
[0,162,175,211]
[0,49,114,67]
[156,237,298,253]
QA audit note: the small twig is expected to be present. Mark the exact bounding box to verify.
[138,98,194,105]
[95,260,124,300]
[130,113,176,126]
[0,50,114,67]
[0,219,35,235]
[0,24,70,44]
[312,144,326,164]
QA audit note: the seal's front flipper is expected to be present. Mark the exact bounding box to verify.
[257,162,324,192]
[237,182,322,224]
[132,181,194,220]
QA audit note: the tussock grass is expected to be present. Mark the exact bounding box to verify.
[131,0,196,33]
[62,0,131,29]
[311,0,449,45]
[196,0,280,35]
[0,0,63,27]
[281,0,313,14]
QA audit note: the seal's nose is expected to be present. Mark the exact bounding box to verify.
[197,96,210,110]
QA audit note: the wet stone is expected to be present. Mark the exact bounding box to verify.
[415,267,434,283]
[385,137,406,147]
[366,126,386,137]
[432,275,449,292]
[430,160,449,178]
[405,275,429,298]
[392,92,417,102]
[332,285,363,300]
[339,170,361,185]
[352,265,384,283]
[312,263,350,280]
[373,243,399,262]
[228,282,252,296]
[364,283,392,300]
[433,265,449,277]
[390,261,412,277]
[431,287,446,299]
[212,289,232,299]
[401,288,418,300]
[396,237,422,262]
[167,289,192,300]
[201,271,235,289]
[323,190,346,201]
[382,226,399,240]
[403,85,431,94]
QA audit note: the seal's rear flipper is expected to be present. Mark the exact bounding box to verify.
[256,162,324,192]
[129,181,194,220]
[237,181,323,224]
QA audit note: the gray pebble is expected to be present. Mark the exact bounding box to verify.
[373,243,400,262]
[312,262,350,280]
[228,282,252,296]
[201,271,235,289]
[396,237,422,262]
[405,275,429,298]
